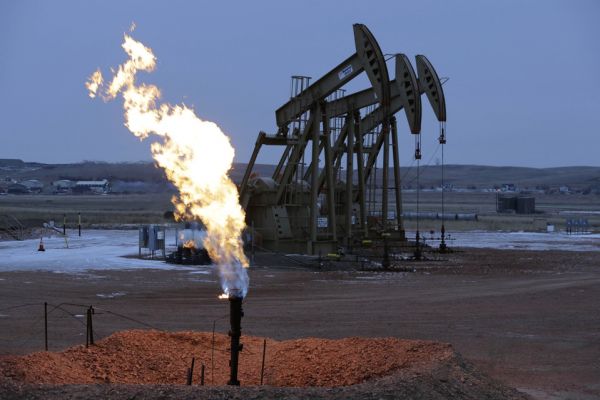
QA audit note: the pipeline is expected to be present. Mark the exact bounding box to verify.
[402,212,478,221]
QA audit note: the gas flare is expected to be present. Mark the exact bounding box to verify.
[86,32,249,297]
[182,240,196,249]
[85,69,103,98]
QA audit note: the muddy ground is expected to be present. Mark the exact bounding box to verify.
[0,248,599,399]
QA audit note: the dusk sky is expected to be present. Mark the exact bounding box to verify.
[1,1,599,167]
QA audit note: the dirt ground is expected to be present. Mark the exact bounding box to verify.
[0,247,599,399]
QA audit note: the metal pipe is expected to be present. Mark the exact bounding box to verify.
[273,143,290,180]
[322,104,337,242]
[240,132,265,206]
[309,105,320,254]
[382,121,390,229]
[390,117,404,237]
[382,232,390,269]
[354,112,367,237]
[44,302,48,351]
[345,113,354,245]
[227,295,243,386]
[275,113,316,204]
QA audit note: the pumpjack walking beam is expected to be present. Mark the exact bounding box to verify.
[274,24,390,204]
[314,54,422,186]
[350,55,446,190]
[275,24,390,132]
[241,24,390,204]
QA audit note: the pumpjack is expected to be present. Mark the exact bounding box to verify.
[240,24,446,254]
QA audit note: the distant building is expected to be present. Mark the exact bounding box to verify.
[20,179,44,193]
[74,179,110,194]
[52,179,76,193]
[559,186,571,194]
[501,183,516,192]
[7,183,29,194]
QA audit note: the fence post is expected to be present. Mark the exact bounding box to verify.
[86,306,95,347]
[44,302,48,351]
[89,306,94,345]
[85,308,89,348]
[200,363,205,386]
[186,357,195,385]
[260,338,267,385]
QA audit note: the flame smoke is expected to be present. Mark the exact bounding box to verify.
[87,33,249,297]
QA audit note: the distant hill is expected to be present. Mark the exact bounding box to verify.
[395,164,600,190]
[1,159,599,192]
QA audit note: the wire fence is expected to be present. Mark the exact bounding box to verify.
[0,300,272,385]
[0,301,235,355]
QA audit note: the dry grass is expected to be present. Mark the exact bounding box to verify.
[1,192,598,232]
[0,194,173,227]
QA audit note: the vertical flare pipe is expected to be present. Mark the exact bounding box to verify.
[228,295,243,386]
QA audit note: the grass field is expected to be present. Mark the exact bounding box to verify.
[400,191,600,232]
[1,191,599,233]
[0,194,173,228]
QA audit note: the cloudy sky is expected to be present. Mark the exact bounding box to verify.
[1,0,599,167]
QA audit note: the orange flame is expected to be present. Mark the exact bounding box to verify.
[87,32,249,297]
[182,239,196,249]
[85,69,103,98]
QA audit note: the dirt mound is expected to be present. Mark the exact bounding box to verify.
[0,330,529,399]
[0,330,451,386]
